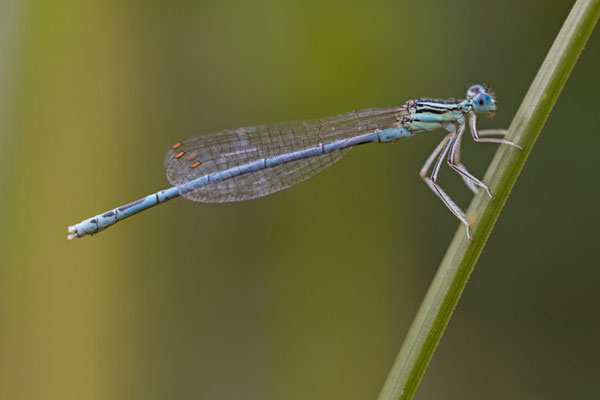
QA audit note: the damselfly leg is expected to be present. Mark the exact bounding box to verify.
[470,114,522,149]
[420,117,520,239]
[448,121,494,198]
[420,129,473,239]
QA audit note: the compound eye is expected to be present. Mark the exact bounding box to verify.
[467,84,485,100]
[472,92,493,113]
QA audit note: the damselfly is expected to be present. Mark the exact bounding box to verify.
[68,84,520,240]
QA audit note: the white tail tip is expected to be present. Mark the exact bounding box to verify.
[67,225,78,240]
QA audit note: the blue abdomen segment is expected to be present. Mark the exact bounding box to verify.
[378,127,412,142]
[68,187,180,238]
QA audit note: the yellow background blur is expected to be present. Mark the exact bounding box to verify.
[1,1,599,399]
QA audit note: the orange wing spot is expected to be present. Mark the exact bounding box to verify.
[189,161,201,169]
[171,142,183,150]
[173,151,185,159]
[186,153,197,161]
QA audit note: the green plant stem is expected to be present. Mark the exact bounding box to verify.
[378,1,600,399]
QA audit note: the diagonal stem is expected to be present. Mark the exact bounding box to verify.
[378,1,600,399]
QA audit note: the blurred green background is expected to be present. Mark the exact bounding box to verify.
[1,1,599,399]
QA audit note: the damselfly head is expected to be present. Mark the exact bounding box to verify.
[468,84,496,115]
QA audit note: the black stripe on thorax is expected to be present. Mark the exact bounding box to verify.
[416,98,459,104]
[414,99,462,115]
[415,106,450,115]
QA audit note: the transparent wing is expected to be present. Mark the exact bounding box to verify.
[164,107,405,203]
